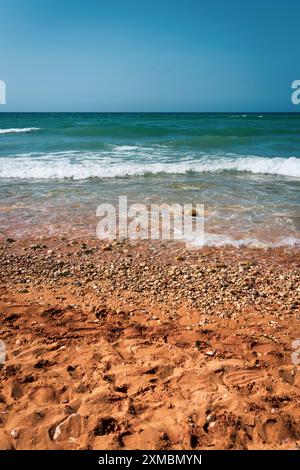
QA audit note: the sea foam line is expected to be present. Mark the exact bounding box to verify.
[189,233,300,248]
[0,152,299,179]
[0,128,40,135]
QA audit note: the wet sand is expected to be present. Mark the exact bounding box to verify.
[0,237,299,450]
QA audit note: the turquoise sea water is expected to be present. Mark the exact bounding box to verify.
[0,112,299,245]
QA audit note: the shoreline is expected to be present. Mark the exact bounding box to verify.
[0,237,299,449]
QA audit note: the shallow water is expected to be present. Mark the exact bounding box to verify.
[0,112,299,245]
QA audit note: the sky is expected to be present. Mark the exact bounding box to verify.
[0,0,299,112]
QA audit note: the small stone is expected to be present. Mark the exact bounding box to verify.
[103,244,112,251]
[10,428,19,439]
[205,350,216,357]
[52,413,82,442]
[186,208,199,217]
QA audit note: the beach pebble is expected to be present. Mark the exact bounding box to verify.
[185,208,199,217]
[53,413,82,442]
[205,350,216,357]
[10,427,19,439]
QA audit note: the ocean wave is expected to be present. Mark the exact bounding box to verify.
[188,233,300,248]
[0,152,299,179]
[0,127,40,135]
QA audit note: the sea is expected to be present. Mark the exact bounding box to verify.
[0,112,299,246]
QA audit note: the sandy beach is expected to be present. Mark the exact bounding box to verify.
[1,0,300,460]
[0,237,299,450]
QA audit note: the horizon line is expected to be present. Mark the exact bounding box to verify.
[1,110,300,114]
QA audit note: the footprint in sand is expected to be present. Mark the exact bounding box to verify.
[171,370,219,393]
[223,369,265,387]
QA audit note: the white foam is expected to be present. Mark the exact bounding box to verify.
[0,128,40,134]
[0,151,299,179]
[188,233,300,248]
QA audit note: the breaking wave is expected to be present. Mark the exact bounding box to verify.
[0,127,40,135]
[0,150,299,179]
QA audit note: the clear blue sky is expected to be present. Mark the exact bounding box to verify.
[1,0,299,111]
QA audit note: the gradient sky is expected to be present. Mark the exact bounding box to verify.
[1,0,299,111]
